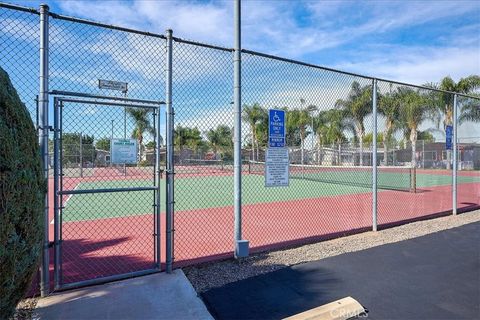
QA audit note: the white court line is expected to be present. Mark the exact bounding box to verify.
[50,183,79,224]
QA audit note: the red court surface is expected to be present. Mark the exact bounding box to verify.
[34,172,479,292]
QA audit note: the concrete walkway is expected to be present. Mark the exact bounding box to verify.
[36,270,213,320]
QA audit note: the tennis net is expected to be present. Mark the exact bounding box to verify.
[248,161,415,192]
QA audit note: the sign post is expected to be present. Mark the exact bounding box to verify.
[266,109,289,187]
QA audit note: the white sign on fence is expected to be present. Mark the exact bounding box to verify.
[111,139,137,164]
[265,147,289,187]
[98,79,128,92]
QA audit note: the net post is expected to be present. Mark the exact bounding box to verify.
[79,132,83,178]
[452,94,457,215]
[372,79,378,232]
[165,28,174,272]
[39,3,50,297]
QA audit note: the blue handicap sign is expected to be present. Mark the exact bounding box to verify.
[269,109,285,147]
[446,125,453,150]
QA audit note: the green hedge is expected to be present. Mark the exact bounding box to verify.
[0,67,44,319]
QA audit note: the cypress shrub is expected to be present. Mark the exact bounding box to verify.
[0,67,44,319]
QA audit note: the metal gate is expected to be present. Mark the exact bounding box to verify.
[53,91,164,290]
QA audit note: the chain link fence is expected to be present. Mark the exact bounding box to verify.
[1,2,479,294]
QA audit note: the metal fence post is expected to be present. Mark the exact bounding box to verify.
[53,98,60,290]
[234,0,248,258]
[154,107,161,269]
[165,29,174,273]
[39,3,50,297]
[372,79,378,231]
[452,94,458,215]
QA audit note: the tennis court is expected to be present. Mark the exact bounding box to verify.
[61,166,479,223]
[51,162,480,285]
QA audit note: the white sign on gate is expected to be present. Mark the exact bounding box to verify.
[111,139,137,164]
[98,79,128,92]
[265,147,289,187]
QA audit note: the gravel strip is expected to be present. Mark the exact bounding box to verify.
[184,210,480,293]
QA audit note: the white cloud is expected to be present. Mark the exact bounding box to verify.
[334,45,480,84]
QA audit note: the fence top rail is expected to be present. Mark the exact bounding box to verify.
[52,90,164,105]
[48,12,166,40]
[241,48,373,81]
[241,48,480,100]
[172,36,233,53]
[0,2,39,14]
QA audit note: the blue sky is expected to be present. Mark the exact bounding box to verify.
[12,0,480,84]
[2,0,479,143]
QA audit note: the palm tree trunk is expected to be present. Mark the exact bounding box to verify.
[338,143,342,165]
[250,125,255,161]
[383,134,388,166]
[410,129,417,168]
[256,138,260,162]
[138,132,143,164]
[317,136,322,165]
[446,149,451,170]
[300,131,305,165]
[356,125,364,166]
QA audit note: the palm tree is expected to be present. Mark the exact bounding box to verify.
[127,108,154,161]
[206,125,233,158]
[242,103,265,161]
[174,126,205,155]
[398,88,430,167]
[287,109,311,165]
[378,85,401,165]
[185,127,205,155]
[324,109,354,165]
[459,98,480,123]
[425,75,480,168]
[335,81,372,165]
[312,110,329,165]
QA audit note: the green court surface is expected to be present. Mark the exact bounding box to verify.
[62,171,480,222]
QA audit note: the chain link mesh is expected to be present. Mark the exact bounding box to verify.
[171,40,234,265]
[456,95,480,213]
[2,4,479,286]
[242,52,374,251]
[0,7,39,124]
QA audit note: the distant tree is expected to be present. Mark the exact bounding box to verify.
[62,133,95,165]
[324,109,354,165]
[425,75,480,168]
[127,108,154,161]
[145,141,156,150]
[362,132,385,147]
[312,110,329,165]
[95,137,110,151]
[206,125,233,159]
[335,81,372,165]
[417,130,435,143]
[378,84,402,165]
[398,87,431,167]
[242,103,266,161]
[174,126,206,155]
[287,109,311,165]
